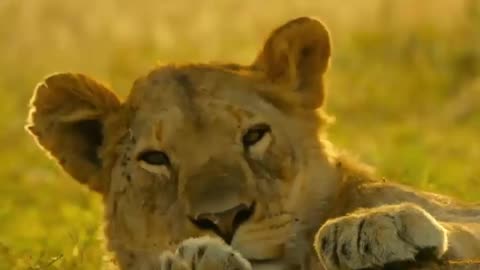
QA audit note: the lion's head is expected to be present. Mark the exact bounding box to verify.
[27,17,339,266]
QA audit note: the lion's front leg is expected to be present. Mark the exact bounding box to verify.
[154,237,252,270]
[313,203,448,270]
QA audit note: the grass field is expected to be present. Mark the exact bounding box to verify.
[0,0,479,269]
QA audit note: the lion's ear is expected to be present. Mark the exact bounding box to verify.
[26,73,121,193]
[253,17,331,109]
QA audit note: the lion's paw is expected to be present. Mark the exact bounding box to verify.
[314,203,448,270]
[156,237,252,270]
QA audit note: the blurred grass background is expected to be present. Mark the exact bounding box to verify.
[0,0,479,269]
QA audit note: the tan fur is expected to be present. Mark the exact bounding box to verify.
[26,17,480,270]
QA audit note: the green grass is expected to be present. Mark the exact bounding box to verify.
[0,0,479,269]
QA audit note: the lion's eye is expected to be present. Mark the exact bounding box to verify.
[242,123,271,148]
[137,150,170,166]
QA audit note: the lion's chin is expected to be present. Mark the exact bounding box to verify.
[230,213,294,261]
[233,241,285,261]
[250,260,288,270]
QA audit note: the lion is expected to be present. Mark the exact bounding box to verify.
[26,17,480,270]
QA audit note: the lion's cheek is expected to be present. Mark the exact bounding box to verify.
[106,191,194,252]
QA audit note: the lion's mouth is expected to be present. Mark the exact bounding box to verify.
[188,202,256,244]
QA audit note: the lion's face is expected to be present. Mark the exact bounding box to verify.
[27,17,333,262]
[107,66,305,259]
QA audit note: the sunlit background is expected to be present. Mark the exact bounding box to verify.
[1,0,479,269]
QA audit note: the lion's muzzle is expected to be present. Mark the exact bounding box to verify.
[189,203,255,243]
[182,157,255,243]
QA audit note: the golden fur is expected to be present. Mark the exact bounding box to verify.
[27,17,480,270]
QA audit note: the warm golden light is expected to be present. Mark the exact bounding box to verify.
[0,0,479,268]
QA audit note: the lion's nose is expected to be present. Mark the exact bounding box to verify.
[189,203,254,244]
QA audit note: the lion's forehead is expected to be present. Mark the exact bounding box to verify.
[128,99,258,152]
[126,65,261,110]
[124,67,271,139]
[132,97,256,128]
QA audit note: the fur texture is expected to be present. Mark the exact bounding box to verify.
[26,17,480,270]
